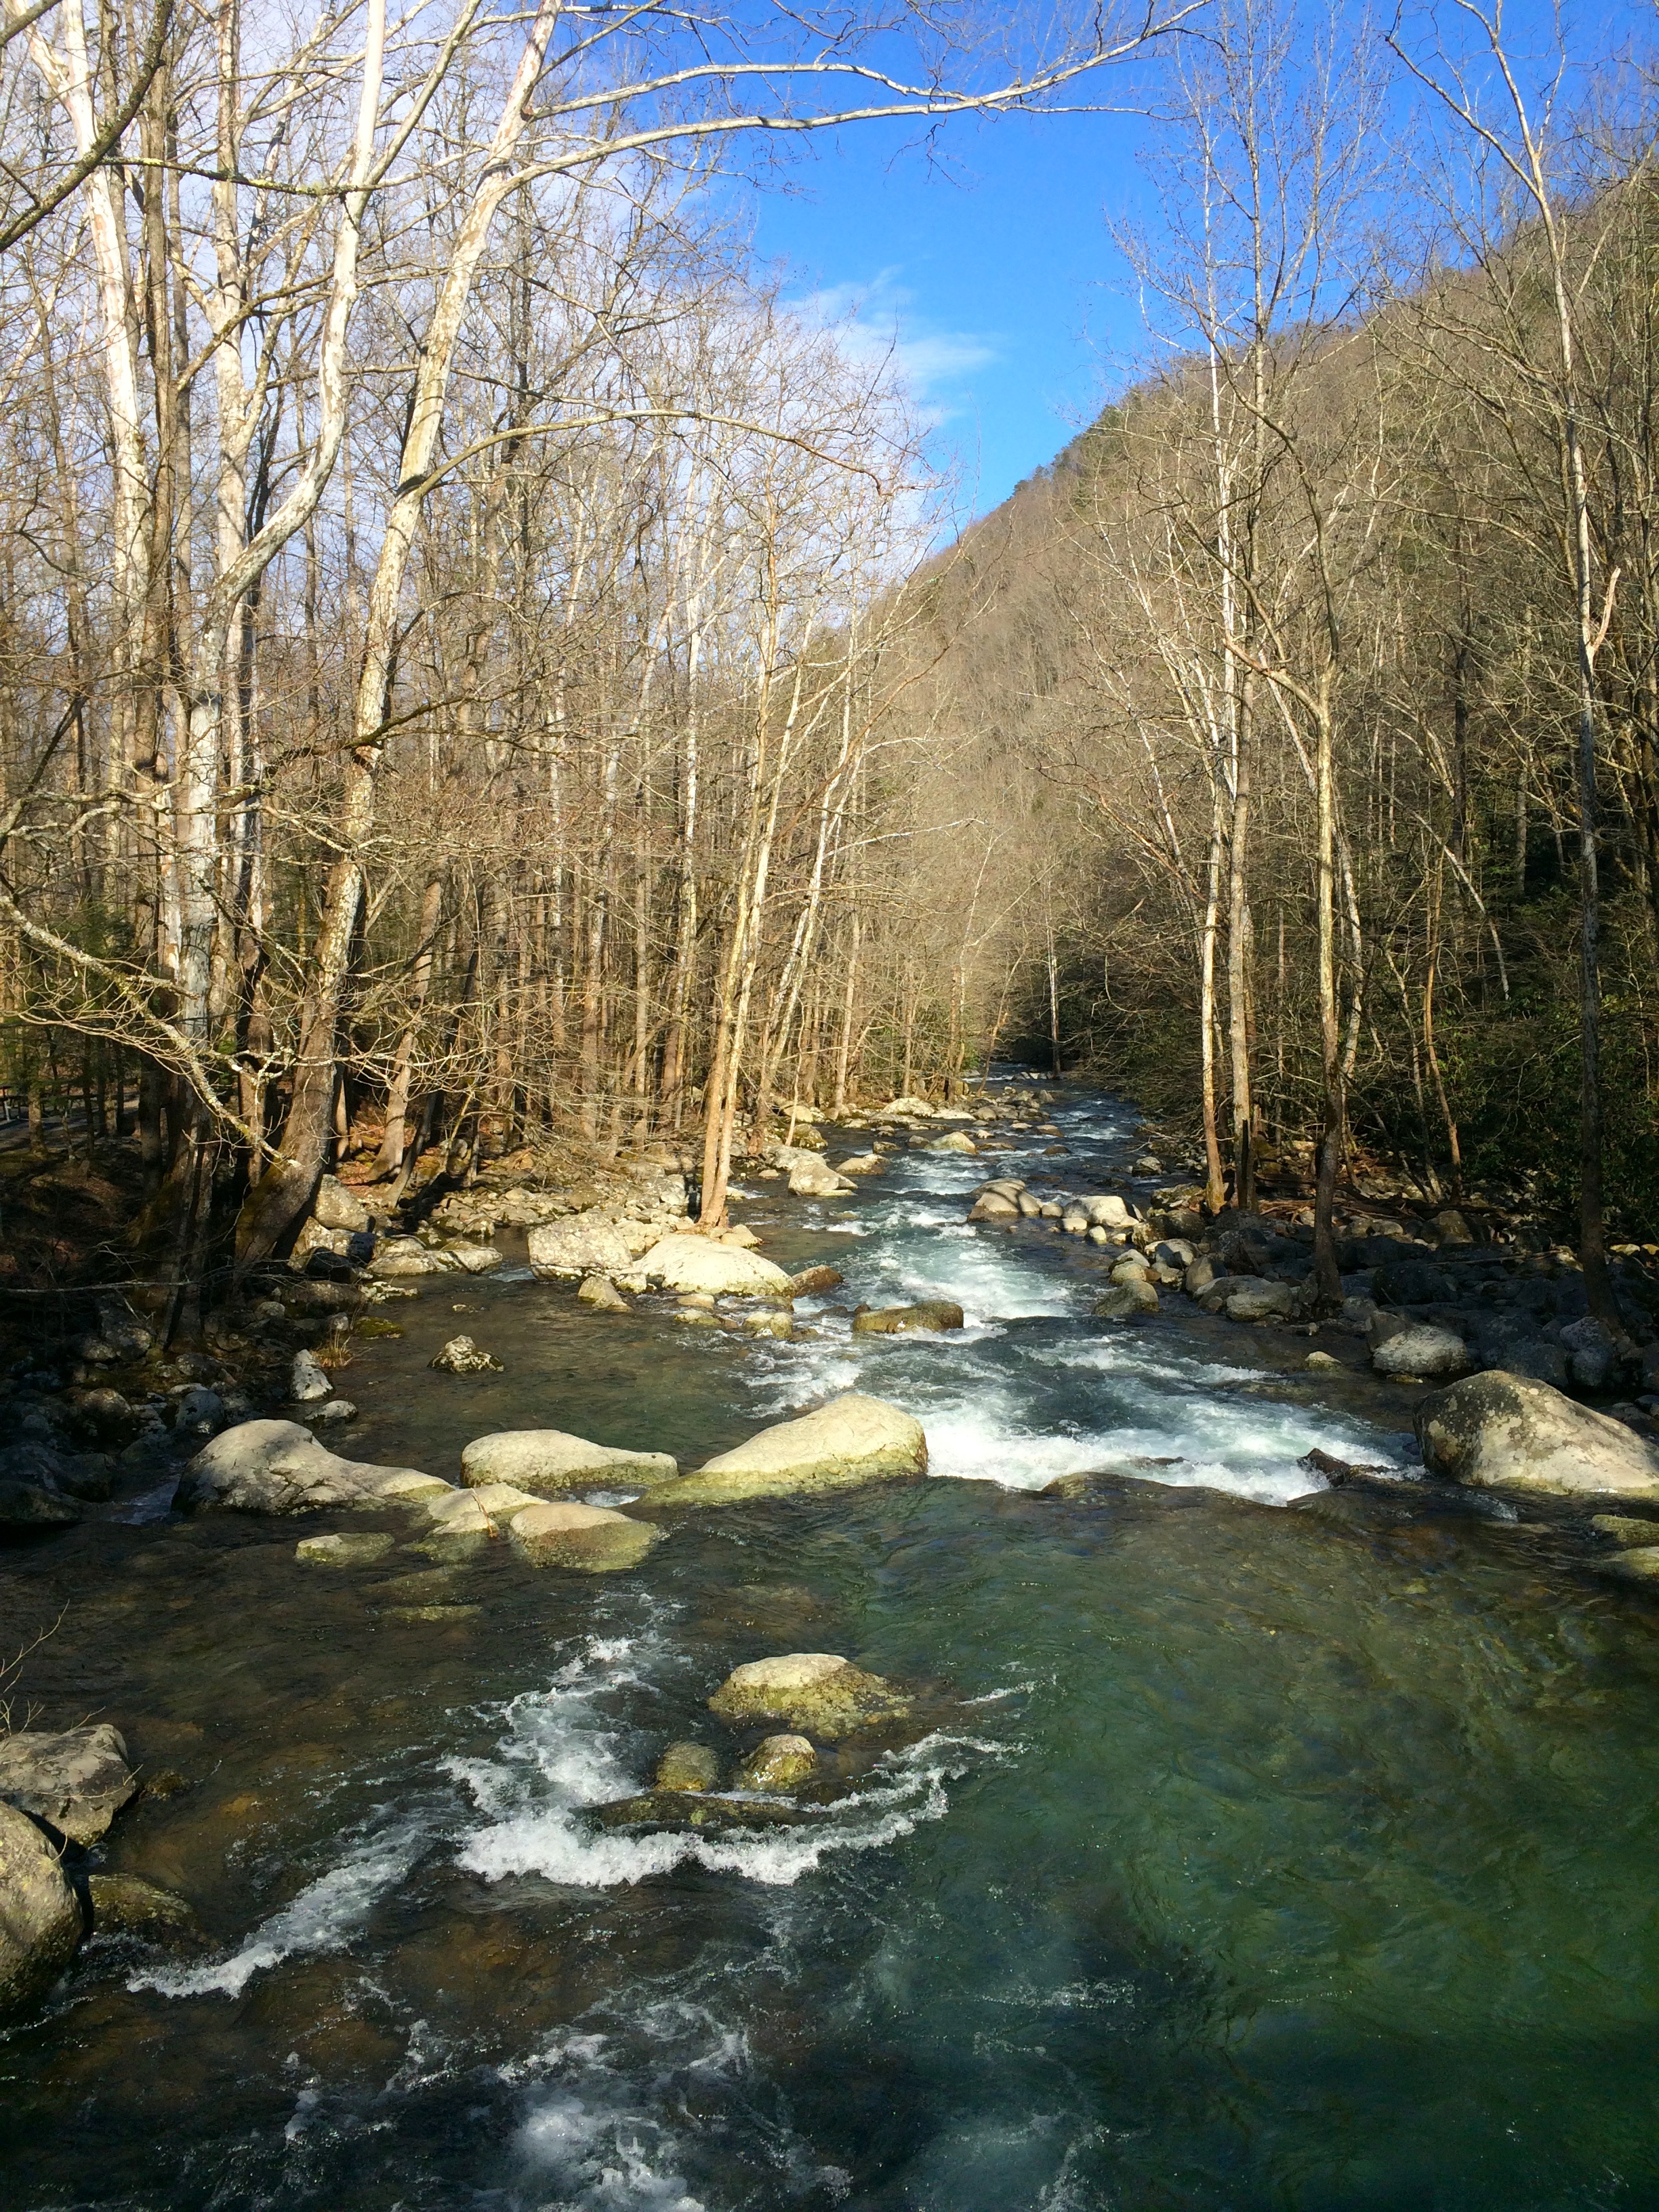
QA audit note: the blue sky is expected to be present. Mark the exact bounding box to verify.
[743,108,1155,525]
[732,0,1647,531]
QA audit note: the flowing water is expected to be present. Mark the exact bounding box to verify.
[4,1088,1659,2211]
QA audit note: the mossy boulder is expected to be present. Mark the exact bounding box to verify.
[708,1652,909,1740]
[851,1300,964,1336]
[460,1429,677,1493]
[649,1393,926,1507]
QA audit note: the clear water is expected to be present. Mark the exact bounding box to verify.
[3,1088,1658,2210]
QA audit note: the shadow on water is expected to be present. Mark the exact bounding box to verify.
[2,1087,1658,2209]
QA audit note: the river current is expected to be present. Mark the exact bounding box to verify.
[3,1086,1658,2209]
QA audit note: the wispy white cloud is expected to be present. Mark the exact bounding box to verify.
[786,268,998,430]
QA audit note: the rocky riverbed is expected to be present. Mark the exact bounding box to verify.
[4,1080,1659,2210]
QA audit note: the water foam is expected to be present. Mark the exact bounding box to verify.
[131,1819,432,1999]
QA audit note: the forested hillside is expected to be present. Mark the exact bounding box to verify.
[873,22,1659,1311]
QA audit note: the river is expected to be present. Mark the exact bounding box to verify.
[3,1084,1658,2210]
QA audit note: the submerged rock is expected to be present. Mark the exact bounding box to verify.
[87,1873,199,1941]
[508,1499,663,1571]
[1591,1513,1659,1546]
[1594,1544,1659,1585]
[734,1734,817,1791]
[1418,1371,1659,1500]
[294,1530,397,1565]
[637,1233,794,1298]
[594,1790,806,1833]
[851,1300,964,1336]
[649,1393,927,1505]
[708,1652,909,1740]
[0,1799,81,2015]
[178,1419,448,1515]
[430,1335,503,1374]
[655,1742,720,1793]
[461,1429,677,1492]
[0,1724,137,1844]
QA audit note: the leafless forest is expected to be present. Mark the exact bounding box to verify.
[0,0,1652,1324]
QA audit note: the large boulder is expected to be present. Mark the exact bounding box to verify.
[851,1300,964,1336]
[508,1500,663,1572]
[708,1653,909,1738]
[649,1393,927,1505]
[636,1233,793,1298]
[0,1725,137,1844]
[1417,1370,1659,1500]
[177,1419,450,1514]
[461,1429,677,1492]
[1372,1324,1470,1380]
[527,1211,653,1279]
[0,1800,81,2016]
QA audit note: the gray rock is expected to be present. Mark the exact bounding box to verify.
[429,1335,502,1374]
[0,1481,78,1530]
[1224,1280,1300,1323]
[1371,1324,1469,1380]
[636,1233,793,1298]
[312,1174,371,1233]
[577,1274,630,1311]
[1374,1259,1455,1305]
[1094,1280,1160,1319]
[527,1212,655,1279]
[787,1156,857,1196]
[307,1398,357,1424]
[290,1350,331,1404]
[0,1724,136,1844]
[0,1799,81,2015]
[442,1240,504,1275]
[367,1236,441,1278]
[178,1419,449,1515]
[173,1386,224,1439]
[650,1393,927,1505]
[968,1190,1019,1221]
[1431,1208,1476,1246]
[1561,1316,1622,1392]
[1417,1370,1659,1500]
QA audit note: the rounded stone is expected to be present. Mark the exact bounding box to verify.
[508,1499,663,1572]
[735,1734,817,1792]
